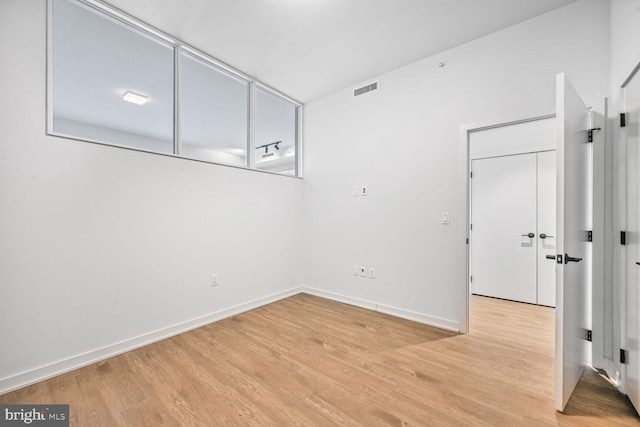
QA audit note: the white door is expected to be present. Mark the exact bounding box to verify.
[555,73,591,411]
[538,151,557,307]
[471,153,537,304]
[622,67,640,413]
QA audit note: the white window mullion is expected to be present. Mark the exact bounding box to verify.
[249,82,256,169]
[174,44,182,156]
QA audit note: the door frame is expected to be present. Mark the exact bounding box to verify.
[618,60,640,402]
[458,113,555,333]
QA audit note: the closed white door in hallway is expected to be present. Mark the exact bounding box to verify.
[471,151,556,306]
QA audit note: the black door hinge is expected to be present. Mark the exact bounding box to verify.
[466,238,469,244]
[621,349,628,364]
[587,127,601,143]
[621,231,627,245]
[470,171,473,178]
[586,330,592,342]
[621,113,626,127]
[587,230,593,242]
[470,276,473,283]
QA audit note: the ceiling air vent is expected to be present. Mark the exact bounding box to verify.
[354,80,379,97]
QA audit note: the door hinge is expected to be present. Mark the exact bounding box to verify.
[621,113,626,127]
[470,224,473,230]
[470,276,473,283]
[466,238,469,244]
[587,127,601,143]
[587,230,593,242]
[621,349,628,364]
[586,329,592,342]
[621,231,627,245]
[470,171,473,178]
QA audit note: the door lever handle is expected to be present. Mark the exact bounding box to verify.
[522,233,535,238]
[540,233,554,239]
[545,255,556,260]
[636,262,640,266]
[565,254,583,264]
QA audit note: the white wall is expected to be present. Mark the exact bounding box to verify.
[302,0,610,330]
[0,0,303,393]
[611,0,640,98]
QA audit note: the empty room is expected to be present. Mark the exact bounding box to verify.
[1,0,640,425]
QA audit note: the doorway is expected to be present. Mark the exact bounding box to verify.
[470,150,556,306]
[458,114,557,334]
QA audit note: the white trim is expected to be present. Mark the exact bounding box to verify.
[46,0,53,135]
[0,286,459,395]
[173,44,181,156]
[300,287,460,332]
[297,104,304,177]
[254,82,303,108]
[249,82,256,169]
[78,0,175,44]
[0,287,300,396]
[46,131,303,180]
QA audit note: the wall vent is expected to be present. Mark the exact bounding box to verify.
[354,80,379,97]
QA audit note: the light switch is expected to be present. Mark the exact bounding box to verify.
[441,212,450,224]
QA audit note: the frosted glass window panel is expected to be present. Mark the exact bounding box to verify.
[255,88,298,176]
[51,0,174,153]
[180,52,249,166]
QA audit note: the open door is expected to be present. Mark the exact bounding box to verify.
[622,65,640,413]
[555,73,591,411]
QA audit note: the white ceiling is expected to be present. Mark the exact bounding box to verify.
[103,0,580,103]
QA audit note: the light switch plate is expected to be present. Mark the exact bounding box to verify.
[441,211,450,224]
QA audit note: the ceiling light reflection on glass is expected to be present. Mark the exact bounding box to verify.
[122,91,148,105]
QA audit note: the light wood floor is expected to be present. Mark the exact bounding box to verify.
[1,294,638,426]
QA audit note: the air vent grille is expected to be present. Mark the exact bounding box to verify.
[354,81,379,97]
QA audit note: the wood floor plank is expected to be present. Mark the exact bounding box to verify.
[1,294,638,426]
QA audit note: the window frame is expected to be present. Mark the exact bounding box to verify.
[254,83,301,177]
[46,0,303,178]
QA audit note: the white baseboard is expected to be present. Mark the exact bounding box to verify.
[300,287,460,332]
[0,287,301,396]
[1,286,459,395]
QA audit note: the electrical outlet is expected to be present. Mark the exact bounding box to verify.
[359,266,366,277]
[354,186,360,196]
[361,185,368,196]
[368,267,375,279]
[211,273,219,287]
